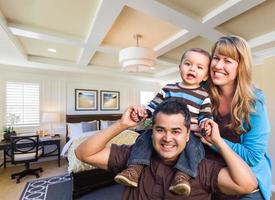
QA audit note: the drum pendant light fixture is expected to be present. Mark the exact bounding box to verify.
[119,34,157,72]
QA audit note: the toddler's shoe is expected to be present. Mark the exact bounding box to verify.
[114,164,143,187]
[169,170,191,196]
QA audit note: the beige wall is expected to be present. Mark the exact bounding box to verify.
[252,57,275,189]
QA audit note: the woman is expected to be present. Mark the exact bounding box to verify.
[204,35,272,200]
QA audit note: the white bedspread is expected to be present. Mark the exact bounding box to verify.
[61,131,98,157]
[61,129,139,173]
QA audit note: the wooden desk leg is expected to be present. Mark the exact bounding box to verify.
[4,149,6,168]
[57,141,60,167]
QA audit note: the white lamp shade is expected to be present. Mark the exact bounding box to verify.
[42,112,60,123]
[119,47,157,72]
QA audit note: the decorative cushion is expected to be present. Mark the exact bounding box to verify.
[67,130,139,173]
[81,121,99,132]
[100,120,117,130]
[67,123,83,139]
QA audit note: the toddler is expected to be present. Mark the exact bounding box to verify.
[115,48,212,196]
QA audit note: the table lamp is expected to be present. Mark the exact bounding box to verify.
[42,112,60,136]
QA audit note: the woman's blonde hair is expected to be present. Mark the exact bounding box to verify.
[210,35,256,134]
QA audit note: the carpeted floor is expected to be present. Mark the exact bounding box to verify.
[20,173,123,200]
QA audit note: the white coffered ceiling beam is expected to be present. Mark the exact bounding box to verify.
[148,0,265,78]
[77,0,125,66]
[153,0,265,57]
[202,0,265,27]
[26,56,159,83]
[127,0,223,41]
[153,30,196,56]
[248,30,275,48]
[28,55,83,68]
[8,23,85,48]
[253,47,275,59]
[0,11,27,60]
[98,0,264,78]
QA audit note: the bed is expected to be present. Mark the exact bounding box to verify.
[63,114,139,198]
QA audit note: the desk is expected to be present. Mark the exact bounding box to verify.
[0,135,61,168]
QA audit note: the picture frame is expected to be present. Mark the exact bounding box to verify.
[100,90,120,110]
[75,89,98,111]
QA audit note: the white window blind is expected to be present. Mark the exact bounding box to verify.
[6,82,40,127]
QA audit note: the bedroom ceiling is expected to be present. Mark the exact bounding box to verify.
[0,0,274,83]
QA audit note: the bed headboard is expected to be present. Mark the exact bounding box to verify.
[65,114,122,141]
[66,114,122,123]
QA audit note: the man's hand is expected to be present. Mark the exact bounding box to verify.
[120,106,146,128]
[129,105,148,123]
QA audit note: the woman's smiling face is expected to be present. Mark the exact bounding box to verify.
[210,51,239,89]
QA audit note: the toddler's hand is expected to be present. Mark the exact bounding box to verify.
[199,120,212,136]
[130,110,141,122]
[130,105,148,123]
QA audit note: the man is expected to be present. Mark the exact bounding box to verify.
[75,100,257,200]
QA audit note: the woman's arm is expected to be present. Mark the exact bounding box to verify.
[203,119,257,194]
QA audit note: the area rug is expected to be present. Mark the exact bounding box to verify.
[20,173,123,200]
[20,173,72,200]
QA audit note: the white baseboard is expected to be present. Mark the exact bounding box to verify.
[272,184,275,192]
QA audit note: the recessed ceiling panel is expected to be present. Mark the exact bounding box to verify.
[217,1,275,40]
[0,0,100,38]
[157,0,226,18]
[160,36,213,61]
[90,52,120,68]
[102,6,182,48]
[19,37,80,61]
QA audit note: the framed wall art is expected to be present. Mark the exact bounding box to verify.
[100,90,120,110]
[75,89,98,111]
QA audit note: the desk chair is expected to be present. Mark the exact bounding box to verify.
[10,135,43,183]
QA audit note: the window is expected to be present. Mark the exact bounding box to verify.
[6,82,40,127]
[140,91,155,106]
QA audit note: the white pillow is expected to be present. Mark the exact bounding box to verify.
[100,120,117,130]
[67,123,83,139]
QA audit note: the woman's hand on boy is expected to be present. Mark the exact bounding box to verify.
[201,119,223,145]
